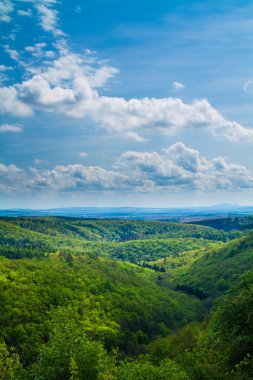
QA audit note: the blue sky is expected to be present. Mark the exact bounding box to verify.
[0,0,252,208]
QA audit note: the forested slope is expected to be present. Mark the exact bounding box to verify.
[0,216,253,379]
[1,217,232,241]
[172,233,253,299]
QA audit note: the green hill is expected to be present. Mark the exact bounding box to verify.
[172,233,253,299]
[1,217,231,241]
[0,216,253,379]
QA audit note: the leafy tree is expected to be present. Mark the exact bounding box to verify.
[0,342,21,380]
[32,311,115,380]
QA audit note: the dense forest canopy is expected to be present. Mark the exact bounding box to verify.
[0,216,252,379]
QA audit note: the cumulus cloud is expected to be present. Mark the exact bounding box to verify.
[0,143,252,195]
[3,45,20,62]
[0,65,12,71]
[75,6,82,14]
[0,162,25,193]
[25,43,49,58]
[33,158,48,165]
[0,48,252,142]
[117,142,253,191]
[27,164,145,192]
[79,152,87,158]
[0,86,32,116]
[36,3,64,36]
[172,81,185,90]
[0,0,14,22]
[0,65,12,84]
[243,80,252,93]
[3,45,26,67]
[0,123,22,132]
[17,9,32,17]
[0,1,252,144]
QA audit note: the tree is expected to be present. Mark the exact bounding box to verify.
[0,342,21,380]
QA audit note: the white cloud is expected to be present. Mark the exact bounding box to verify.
[17,8,32,17]
[0,163,22,175]
[0,143,252,195]
[0,65,12,71]
[18,75,76,107]
[0,2,252,143]
[0,0,14,22]
[0,86,32,116]
[3,45,20,61]
[0,65,12,84]
[172,81,185,90]
[24,42,55,61]
[3,45,26,67]
[243,80,252,93]
[36,3,64,36]
[25,42,47,57]
[0,123,22,132]
[0,162,25,193]
[117,142,253,191]
[79,152,87,158]
[1,48,253,142]
[27,164,141,192]
[2,51,252,141]
[33,158,49,166]
[75,5,82,14]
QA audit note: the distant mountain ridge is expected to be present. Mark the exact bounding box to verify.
[0,205,253,219]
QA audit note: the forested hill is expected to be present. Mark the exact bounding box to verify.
[0,216,253,379]
[189,215,253,232]
[171,232,253,299]
[1,216,234,241]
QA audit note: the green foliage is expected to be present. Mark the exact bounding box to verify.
[0,218,226,261]
[173,233,253,299]
[0,342,21,380]
[109,238,219,263]
[201,272,253,378]
[147,322,202,364]
[0,254,203,367]
[1,216,231,243]
[0,216,252,379]
[190,215,253,233]
[116,358,189,380]
[32,309,114,380]
[147,271,253,380]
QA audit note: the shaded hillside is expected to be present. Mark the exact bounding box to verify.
[189,215,253,232]
[0,216,253,379]
[172,233,253,299]
[0,255,204,363]
[2,217,231,242]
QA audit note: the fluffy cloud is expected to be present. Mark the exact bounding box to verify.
[117,142,253,191]
[0,0,14,22]
[3,45,21,63]
[0,65,12,84]
[0,123,22,132]
[25,43,51,58]
[0,86,32,116]
[0,48,252,142]
[33,158,48,165]
[0,1,252,143]
[0,65,12,71]
[0,162,25,193]
[27,164,146,192]
[243,80,252,93]
[0,143,252,195]
[36,3,64,36]
[172,81,185,90]
[17,9,32,17]
[79,152,87,158]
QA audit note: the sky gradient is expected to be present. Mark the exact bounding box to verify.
[0,0,252,208]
